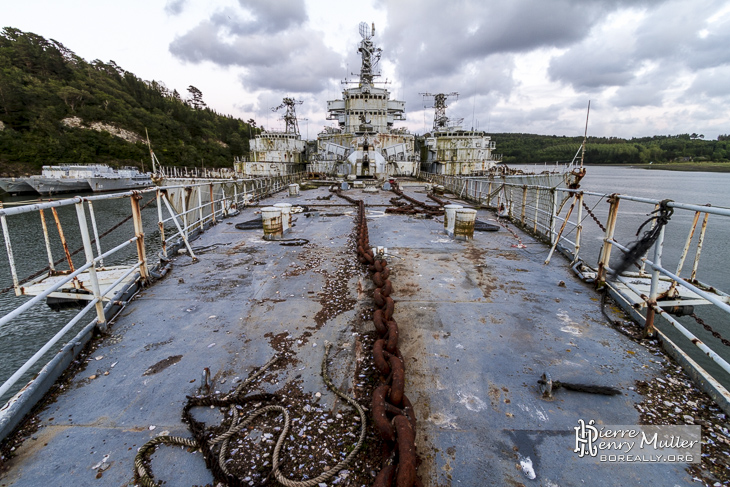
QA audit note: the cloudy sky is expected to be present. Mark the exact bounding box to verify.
[5,0,730,139]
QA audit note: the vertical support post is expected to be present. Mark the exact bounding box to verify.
[209,183,216,225]
[644,225,666,337]
[520,186,527,225]
[182,187,189,239]
[51,207,75,273]
[198,185,204,230]
[487,181,492,207]
[508,186,514,219]
[533,189,540,233]
[87,201,104,268]
[39,209,56,272]
[130,193,149,282]
[1,209,20,295]
[549,189,558,245]
[639,204,660,276]
[690,212,710,282]
[544,194,577,265]
[74,201,106,328]
[676,211,701,277]
[574,192,584,263]
[161,192,197,261]
[156,189,167,259]
[597,195,620,286]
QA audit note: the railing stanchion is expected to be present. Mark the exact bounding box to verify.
[597,195,620,286]
[645,225,666,337]
[87,201,104,268]
[130,193,149,283]
[156,189,167,259]
[74,201,106,329]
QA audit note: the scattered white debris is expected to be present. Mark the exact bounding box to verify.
[94,356,103,361]
[520,456,536,480]
[208,343,216,348]
[149,425,156,430]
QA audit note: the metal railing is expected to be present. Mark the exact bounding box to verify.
[0,173,303,439]
[422,171,730,411]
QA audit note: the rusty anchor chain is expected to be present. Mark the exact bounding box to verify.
[426,192,450,207]
[581,200,606,233]
[333,187,421,487]
[389,184,443,217]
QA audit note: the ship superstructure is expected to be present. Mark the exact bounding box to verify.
[234,97,307,177]
[310,22,417,177]
[421,92,501,175]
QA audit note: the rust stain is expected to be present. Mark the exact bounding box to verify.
[143,355,183,376]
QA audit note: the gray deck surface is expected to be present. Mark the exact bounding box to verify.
[0,183,693,486]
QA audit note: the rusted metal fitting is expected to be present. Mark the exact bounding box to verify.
[373,272,385,288]
[383,297,395,321]
[382,279,393,297]
[539,371,553,398]
[388,354,405,406]
[374,465,396,487]
[373,309,387,335]
[374,287,385,307]
[373,339,391,375]
[394,415,417,487]
[373,385,396,441]
[386,320,399,353]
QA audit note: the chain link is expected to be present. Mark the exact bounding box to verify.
[582,200,606,232]
[690,313,730,348]
[334,185,420,486]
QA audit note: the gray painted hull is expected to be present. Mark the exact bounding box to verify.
[0,178,35,195]
[26,177,92,195]
[87,176,154,192]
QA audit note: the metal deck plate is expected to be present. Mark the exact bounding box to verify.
[1,185,694,486]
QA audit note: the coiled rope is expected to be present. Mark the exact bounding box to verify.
[133,343,366,487]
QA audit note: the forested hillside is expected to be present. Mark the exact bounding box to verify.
[0,27,258,175]
[495,133,729,165]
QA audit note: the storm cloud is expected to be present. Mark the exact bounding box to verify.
[169,0,341,93]
[166,0,730,138]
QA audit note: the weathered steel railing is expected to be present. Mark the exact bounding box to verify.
[422,171,730,411]
[0,173,303,440]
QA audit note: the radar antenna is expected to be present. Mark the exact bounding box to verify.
[358,21,371,40]
[420,92,462,131]
[356,22,381,87]
[271,97,303,135]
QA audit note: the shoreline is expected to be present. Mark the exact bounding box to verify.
[587,162,730,173]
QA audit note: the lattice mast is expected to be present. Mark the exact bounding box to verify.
[421,92,460,131]
[271,97,303,135]
[357,22,382,86]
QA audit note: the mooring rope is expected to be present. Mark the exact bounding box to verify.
[133,343,366,487]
